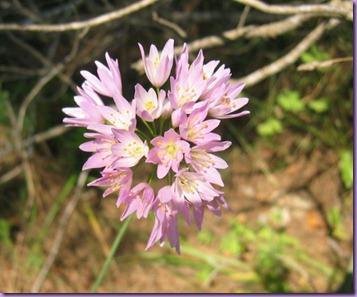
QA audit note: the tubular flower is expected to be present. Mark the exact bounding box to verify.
[139,39,174,87]
[62,84,104,128]
[63,40,249,254]
[79,132,118,170]
[208,82,250,119]
[134,84,166,122]
[80,52,122,98]
[88,167,133,198]
[120,182,155,220]
[168,49,206,112]
[146,196,180,254]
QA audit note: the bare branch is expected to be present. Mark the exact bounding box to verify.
[0,0,158,32]
[234,0,352,21]
[152,11,187,38]
[232,19,340,87]
[24,125,71,146]
[297,56,353,71]
[0,165,23,185]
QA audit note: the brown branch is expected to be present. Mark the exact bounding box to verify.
[152,11,187,38]
[0,165,23,185]
[0,0,158,32]
[24,125,71,146]
[232,19,340,87]
[234,0,352,21]
[297,56,353,71]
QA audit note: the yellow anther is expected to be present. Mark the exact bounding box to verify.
[145,100,156,111]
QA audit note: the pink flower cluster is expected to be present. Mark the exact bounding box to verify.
[63,39,249,254]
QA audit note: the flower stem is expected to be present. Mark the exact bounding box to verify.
[91,213,134,292]
[159,116,165,136]
[141,118,156,137]
[151,120,158,135]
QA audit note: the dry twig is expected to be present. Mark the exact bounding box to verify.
[234,0,352,21]
[0,0,157,32]
[297,57,353,71]
[152,11,187,38]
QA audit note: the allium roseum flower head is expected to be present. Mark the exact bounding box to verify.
[63,40,249,254]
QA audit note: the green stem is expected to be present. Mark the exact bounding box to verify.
[152,120,158,135]
[159,116,165,136]
[91,213,134,292]
[168,170,173,185]
[141,118,155,137]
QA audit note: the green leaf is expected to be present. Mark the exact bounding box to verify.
[301,45,330,63]
[277,90,304,113]
[0,219,12,247]
[257,118,283,137]
[339,150,353,189]
[307,98,329,113]
[197,230,214,245]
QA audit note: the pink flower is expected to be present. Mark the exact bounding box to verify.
[188,195,231,231]
[80,52,122,98]
[120,183,155,220]
[146,187,180,254]
[79,132,118,170]
[172,169,223,230]
[168,48,209,127]
[168,47,206,111]
[111,129,149,168]
[63,84,104,127]
[139,39,174,87]
[205,195,231,217]
[179,104,221,145]
[201,62,231,100]
[88,167,132,198]
[134,84,166,122]
[88,93,137,135]
[147,129,190,178]
[185,141,231,186]
[208,82,250,119]
[172,168,222,208]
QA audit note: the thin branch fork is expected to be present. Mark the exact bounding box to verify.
[234,0,352,21]
[0,0,158,32]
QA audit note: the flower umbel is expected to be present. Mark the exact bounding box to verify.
[63,39,249,254]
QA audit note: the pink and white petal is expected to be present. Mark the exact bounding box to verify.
[82,154,106,170]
